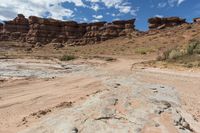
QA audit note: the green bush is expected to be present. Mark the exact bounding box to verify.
[187,43,196,55]
[168,50,182,59]
[187,40,200,55]
[159,40,200,61]
[60,55,77,61]
[162,49,172,60]
[194,49,200,54]
[185,63,193,68]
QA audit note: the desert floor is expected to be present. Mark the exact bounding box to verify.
[0,57,200,133]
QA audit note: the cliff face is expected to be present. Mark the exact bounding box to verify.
[0,23,3,32]
[0,14,135,45]
[1,15,197,46]
[148,17,187,29]
[194,18,200,23]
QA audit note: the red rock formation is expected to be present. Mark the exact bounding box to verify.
[4,14,29,33]
[1,14,29,41]
[27,16,64,44]
[0,14,135,45]
[0,23,3,32]
[193,18,200,23]
[148,17,186,29]
[112,19,135,29]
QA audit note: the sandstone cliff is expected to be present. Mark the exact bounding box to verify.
[0,14,135,45]
[1,15,198,46]
[0,23,3,32]
[148,17,187,29]
[193,18,200,23]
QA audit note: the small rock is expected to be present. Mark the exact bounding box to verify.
[116,83,121,86]
[182,121,189,129]
[153,90,158,93]
[114,83,121,88]
[64,67,72,70]
[155,123,160,127]
[135,128,141,132]
[72,127,78,133]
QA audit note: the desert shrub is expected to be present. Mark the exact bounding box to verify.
[184,63,193,68]
[158,39,200,61]
[187,43,196,55]
[162,49,171,60]
[157,47,183,61]
[187,40,200,55]
[168,49,182,59]
[156,39,200,68]
[194,49,200,54]
[198,62,200,67]
[193,42,200,54]
[60,55,77,61]
[158,48,176,60]
[135,47,154,55]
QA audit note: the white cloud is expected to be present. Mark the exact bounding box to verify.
[111,13,116,17]
[0,0,138,22]
[177,0,185,5]
[116,5,131,14]
[114,18,120,21]
[92,15,103,19]
[91,3,100,11]
[79,17,88,23]
[158,2,167,8]
[153,0,186,8]
[92,19,100,22]
[65,0,85,6]
[89,0,100,2]
[155,15,164,18]
[168,0,186,7]
[101,0,123,8]
[83,18,88,21]
[87,0,138,16]
[0,0,86,21]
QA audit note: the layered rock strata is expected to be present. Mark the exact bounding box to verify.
[148,17,187,29]
[193,18,200,23]
[0,14,135,45]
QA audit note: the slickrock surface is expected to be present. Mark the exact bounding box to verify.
[0,14,200,133]
[0,14,135,45]
[0,58,199,133]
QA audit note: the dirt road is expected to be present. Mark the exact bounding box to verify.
[0,58,200,133]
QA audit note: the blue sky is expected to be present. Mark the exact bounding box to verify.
[0,0,200,30]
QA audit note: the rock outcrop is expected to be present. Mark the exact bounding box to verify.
[0,14,135,45]
[0,14,29,41]
[193,18,200,23]
[0,23,3,32]
[148,17,187,29]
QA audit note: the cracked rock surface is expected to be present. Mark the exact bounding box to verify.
[0,58,200,133]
